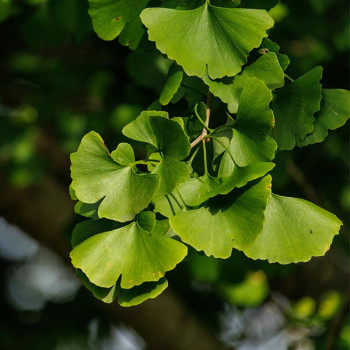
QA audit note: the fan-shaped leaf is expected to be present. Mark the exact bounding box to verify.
[88,0,149,42]
[204,52,284,113]
[297,89,350,147]
[271,67,323,150]
[71,132,159,222]
[141,4,273,79]
[70,220,187,288]
[243,194,342,264]
[170,176,271,258]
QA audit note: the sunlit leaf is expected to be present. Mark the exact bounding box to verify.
[71,132,159,222]
[141,3,273,79]
[204,52,285,113]
[243,194,342,263]
[170,176,271,258]
[70,220,187,288]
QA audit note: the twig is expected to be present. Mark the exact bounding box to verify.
[190,93,212,148]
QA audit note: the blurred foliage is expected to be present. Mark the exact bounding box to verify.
[0,0,349,349]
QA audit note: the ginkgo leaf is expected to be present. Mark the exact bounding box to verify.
[111,142,135,165]
[74,200,102,220]
[152,192,185,218]
[77,269,168,306]
[123,113,191,159]
[243,194,342,264]
[71,131,159,222]
[259,38,290,71]
[170,176,272,258]
[297,89,350,147]
[122,111,168,147]
[149,116,191,159]
[217,79,277,169]
[159,64,184,106]
[271,67,323,150]
[178,162,274,206]
[118,278,168,307]
[70,220,188,288]
[152,157,190,195]
[88,0,149,41]
[204,52,285,113]
[141,3,274,79]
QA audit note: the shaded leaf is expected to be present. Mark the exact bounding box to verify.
[159,64,184,106]
[297,89,350,147]
[88,0,149,42]
[271,67,323,150]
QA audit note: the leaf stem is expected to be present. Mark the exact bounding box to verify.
[202,140,208,175]
[284,73,294,82]
[190,92,212,149]
[194,103,213,132]
[133,159,160,166]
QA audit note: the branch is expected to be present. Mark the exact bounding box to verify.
[190,93,212,148]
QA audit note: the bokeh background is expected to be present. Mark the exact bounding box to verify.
[0,0,349,349]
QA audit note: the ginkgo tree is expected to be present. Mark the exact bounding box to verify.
[69,0,350,307]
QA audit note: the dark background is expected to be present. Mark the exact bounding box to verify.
[0,0,349,349]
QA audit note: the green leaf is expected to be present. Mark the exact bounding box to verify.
[71,219,122,248]
[111,142,135,165]
[297,89,350,147]
[70,220,188,288]
[159,64,184,106]
[76,269,168,306]
[243,194,342,264]
[123,113,191,159]
[259,38,290,71]
[76,269,118,304]
[152,191,185,218]
[71,131,159,222]
[122,110,168,147]
[178,162,274,206]
[204,52,285,113]
[152,157,190,195]
[170,176,272,258]
[141,4,274,79]
[74,200,102,220]
[271,67,323,150]
[137,211,156,232]
[149,116,191,159]
[88,0,149,41]
[118,278,168,307]
[218,79,277,168]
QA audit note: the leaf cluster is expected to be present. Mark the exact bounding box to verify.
[69,0,349,306]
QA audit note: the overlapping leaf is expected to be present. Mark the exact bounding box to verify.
[243,194,342,264]
[297,89,350,147]
[271,67,323,150]
[170,176,272,258]
[123,112,191,159]
[70,132,159,222]
[159,64,184,106]
[88,0,149,49]
[70,218,187,288]
[141,3,274,79]
[204,52,285,113]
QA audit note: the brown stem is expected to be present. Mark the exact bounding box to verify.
[190,93,212,149]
